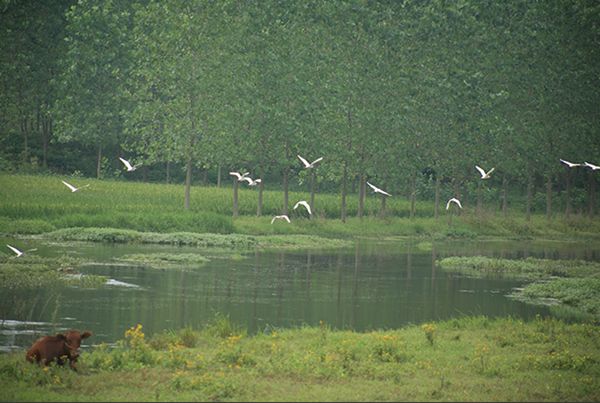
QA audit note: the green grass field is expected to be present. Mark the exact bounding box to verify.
[1,315,599,402]
[1,173,600,240]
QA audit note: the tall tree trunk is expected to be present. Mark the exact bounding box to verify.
[184,156,193,210]
[357,174,365,219]
[309,169,316,220]
[546,175,552,220]
[142,165,148,182]
[526,174,533,222]
[282,168,289,216]
[476,180,483,217]
[410,173,416,219]
[434,176,440,220]
[565,169,572,219]
[257,166,264,216]
[502,175,508,217]
[20,118,29,166]
[341,161,347,223]
[166,161,170,184]
[588,172,596,217]
[379,195,387,218]
[217,164,222,188]
[41,115,50,169]
[202,169,208,185]
[96,144,102,179]
[232,179,239,217]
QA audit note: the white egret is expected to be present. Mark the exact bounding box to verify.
[560,159,581,168]
[297,155,323,169]
[584,162,600,171]
[475,165,495,179]
[6,244,23,257]
[229,171,250,181]
[446,197,463,210]
[119,157,138,172]
[293,200,312,215]
[366,181,391,197]
[62,180,90,192]
[241,177,262,186]
[271,215,291,224]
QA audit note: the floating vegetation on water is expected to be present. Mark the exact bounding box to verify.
[44,227,259,247]
[437,256,600,280]
[116,253,210,269]
[42,227,353,250]
[437,256,600,320]
[509,278,600,320]
[0,255,106,289]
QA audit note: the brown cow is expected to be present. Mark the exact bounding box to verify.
[26,330,92,371]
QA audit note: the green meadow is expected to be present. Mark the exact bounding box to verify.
[1,315,599,402]
[1,173,600,241]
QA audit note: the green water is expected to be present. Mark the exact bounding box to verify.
[1,237,598,351]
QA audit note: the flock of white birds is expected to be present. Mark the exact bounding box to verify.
[5,156,598,258]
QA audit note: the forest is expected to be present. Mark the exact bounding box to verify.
[1,0,599,219]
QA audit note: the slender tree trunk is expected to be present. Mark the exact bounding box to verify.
[166,161,170,184]
[476,180,482,217]
[309,169,316,220]
[502,175,508,217]
[434,176,440,220]
[526,175,533,222]
[184,156,193,210]
[379,195,387,218]
[96,144,102,179]
[202,169,208,186]
[282,168,289,216]
[546,175,552,220]
[142,165,148,182]
[20,118,29,165]
[588,172,596,217]
[257,166,264,216]
[41,115,50,169]
[217,164,222,188]
[410,173,416,219]
[357,174,365,219]
[565,169,572,219]
[341,161,347,223]
[232,179,239,217]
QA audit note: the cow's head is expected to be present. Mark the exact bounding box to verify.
[58,330,92,360]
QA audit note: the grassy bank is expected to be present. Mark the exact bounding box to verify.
[1,173,600,240]
[437,256,600,321]
[1,315,599,402]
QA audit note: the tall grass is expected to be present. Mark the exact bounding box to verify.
[2,173,600,239]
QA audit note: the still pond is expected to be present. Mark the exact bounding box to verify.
[1,237,598,352]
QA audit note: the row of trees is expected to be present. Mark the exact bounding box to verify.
[1,0,599,220]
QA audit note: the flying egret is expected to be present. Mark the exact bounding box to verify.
[6,244,36,257]
[241,177,262,186]
[475,165,495,179]
[446,197,463,210]
[119,157,138,172]
[62,180,90,192]
[6,244,23,257]
[560,159,581,168]
[297,155,323,169]
[271,215,291,224]
[229,171,250,181]
[293,200,312,215]
[584,162,600,171]
[366,181,391,197]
